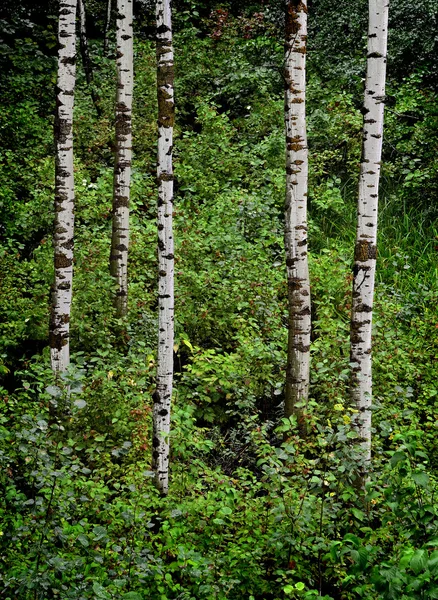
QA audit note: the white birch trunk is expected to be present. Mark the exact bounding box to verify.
[50,0,77,374]
[350,0,389,466]
[153,0,174,495]
[103,0,112,56]
[109,0,133,316]
[284,0,311,424]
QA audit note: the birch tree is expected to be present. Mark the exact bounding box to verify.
[350,0,389,467]
[103,0,112,56]
[77,0,101,115]
[109,0,133,316]
[284,0,311,423]
[50,0,77,374]
[153,0,175,495]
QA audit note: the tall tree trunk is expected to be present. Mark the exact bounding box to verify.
[284,0,311,425]
[153,0,175,496]
[350,0,389,469]
[77,0,101,116]
[109,0,133,316]
[103,0,112,56]
[50,0,77,374]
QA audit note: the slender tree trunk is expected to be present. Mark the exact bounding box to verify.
[284,0,311,425]
[50,0,77,374]
[109,0,133,316]
[77,0,101,116]
[103,0,112,56]
[350,0,389,469]
[153,0,175,496]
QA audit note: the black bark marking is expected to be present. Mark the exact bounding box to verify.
[55,118,72,145]
[61,239,74,250]
[157,173,173,182]
[355,303,372,313]
[61,56,76,65]
[355,240,377,261]
[54,253,72,269]
[113,195,129,209]
[157,24,171,35]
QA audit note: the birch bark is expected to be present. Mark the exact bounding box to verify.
[284,0,311,423]
[50,0,77,374]
[103,0,112,55]
[77,0,101,115]
[153,0,174,495]
[109,0,133,316]
[350,0,389,467]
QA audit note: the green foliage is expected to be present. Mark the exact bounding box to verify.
[309,0,438,85]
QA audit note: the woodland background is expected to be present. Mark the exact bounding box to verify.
[0,0,437,598]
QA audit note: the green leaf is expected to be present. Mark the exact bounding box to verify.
[77,534,89,547]
[295,582,305,590]
[92,526,108,541]
[390,450,406,468]
[182,338,194,352]
[123,593,142,600]
[358,546,369,568]
[283,585,294,595]
[351,508,365,521]
[219,506,232,515]
[399,548,415,568]
[92,582,111,599]
[412,471,429,488]
[74,399,87,409]
[344,533,360,547]
[410,549,427,575]
[427,551,438,570]
[46,385,61,397]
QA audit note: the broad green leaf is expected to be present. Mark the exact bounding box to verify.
[351,508,365,521]
[92,582,111,599]
[344,534,360,547]
[410,549,427,575]
[219,506,232,515]
[399,548,415,568]
[412,471,429,488]
[358,546,369,568]
[46,385,61,397]
[390,451,406,468]
[77,534,89,547]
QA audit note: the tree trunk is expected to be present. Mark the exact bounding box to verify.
[153,0,175,496]
[50,0,77,374]
[109,0,133,317]
[77,0,101,116]
[103,0,112,56]
[350,0,389,469]
[284,0,311,425]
